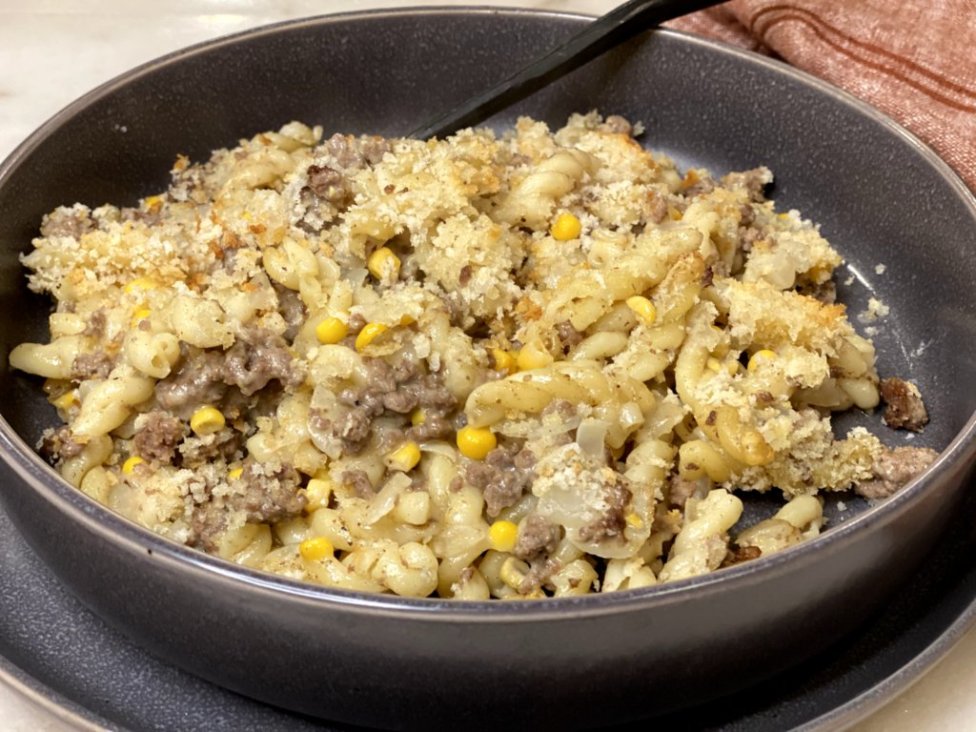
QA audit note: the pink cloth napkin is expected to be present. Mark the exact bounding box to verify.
[665,0,976,193]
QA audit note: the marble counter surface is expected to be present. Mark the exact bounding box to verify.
[1,1,974,729]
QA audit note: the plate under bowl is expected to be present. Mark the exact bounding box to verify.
[0,8,974,730]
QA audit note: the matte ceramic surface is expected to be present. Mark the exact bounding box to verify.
[0,484,973,731]
[0,8,974,730]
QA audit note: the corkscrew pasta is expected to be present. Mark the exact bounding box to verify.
[11,112,938,599]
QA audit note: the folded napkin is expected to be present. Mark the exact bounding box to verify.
[666,0,976,193]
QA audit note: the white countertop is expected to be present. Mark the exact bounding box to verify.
[1,1,973,729]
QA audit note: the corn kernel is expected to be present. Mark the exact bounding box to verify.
[299,536,335,561]
[304,477,334,510]
[355,322,389,351]
[491,348,517,374]
[706,357,722,374]
[131,306,152,326]
[367,247,401,281]
[488,520,519,553]
[625,512,644,529]
[123,277,158,294]
[457,426,497,460]
[51,390,78,411]
[144,194,165,210]
[516,341,553,371]
[315,317,348,345]
[410,409,426,426]
[550,212,582,241]
[228,466,244,481]
[190,405,225,435]
[386,441,422,472]
[747,349,777,372]
[668,206,684,221]
[122,456,144,474]
[626,296,657,326]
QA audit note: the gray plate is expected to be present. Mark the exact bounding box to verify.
[2,8,976,730]
[1,483,974,731]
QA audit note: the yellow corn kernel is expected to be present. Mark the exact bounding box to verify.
[367,247,401,281]
[706,357,722,373]
[488,520,519,553]
[228,466,244,481]
[410,409,426,426]
[550,212,582,241]
[51,390,78,411]
[189,405,225,436]
[516,342,553,371]
[355,322,389,351]
[625,512,644,529]
[315,317,348,345]
[299,536,335,562]
[491,348,517,374]
[386,441,422,472]
[131,306,152,326]
[626,295,657,326]
[747,349,777,372]
[778,212,791,220]
[456,426,497,460]
[122,456,144,474]
[304,477,333,510]
[123,277,158,294]
[668,206,684,221]
[399,314,415,326]
[144,194,165,210]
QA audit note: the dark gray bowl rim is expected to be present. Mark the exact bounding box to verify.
[1,6,974,621]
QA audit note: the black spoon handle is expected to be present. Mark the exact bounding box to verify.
[408,0,725,140]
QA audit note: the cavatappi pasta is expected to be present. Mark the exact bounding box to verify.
[12,112,938,599]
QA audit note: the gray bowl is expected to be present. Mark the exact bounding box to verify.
[0,8,974,730]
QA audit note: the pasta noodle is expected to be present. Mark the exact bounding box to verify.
[12,112,938,600]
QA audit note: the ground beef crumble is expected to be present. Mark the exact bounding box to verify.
[70,352,114,380]
[234,460,305,523]
[855,446,939,499]
[466,444,536,517]
[38,426,84,463]
[721,544,762,568]
[576,478,633,544]
[83,309,107,338]
[132,411,186,463]
[514,514,561,561]
[518,557,562,595]
[156,347,227,411]
[879,377,929,432]
[223,328,303,396]
[667,473,701,509]
[323,356,457,455]
[555,320,584,353]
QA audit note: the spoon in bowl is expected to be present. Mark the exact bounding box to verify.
[410,0,726,139]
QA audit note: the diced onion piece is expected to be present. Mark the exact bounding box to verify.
[576,418,609,458]
[364,473,412,525]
